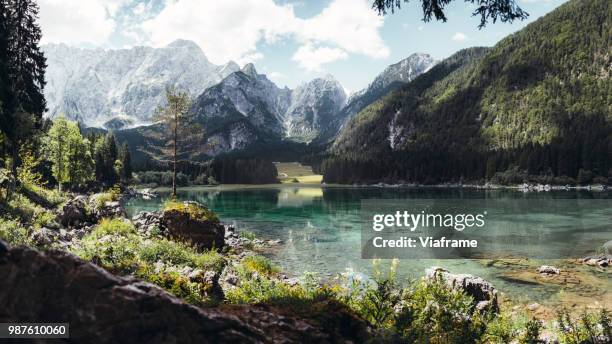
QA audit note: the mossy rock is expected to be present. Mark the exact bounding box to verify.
[162,201,224,251]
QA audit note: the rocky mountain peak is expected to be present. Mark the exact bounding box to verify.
[241,63,258,78]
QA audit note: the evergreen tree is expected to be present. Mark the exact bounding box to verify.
[144,86,201,197]
[372,0,528,28]
[119,143,132,183]
[94,133,120,186]
[1,0,46,191]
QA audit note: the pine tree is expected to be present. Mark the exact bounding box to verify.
[94,133,119,186]
[119,143,132,183]
[144,86,202,197]
[1,0,46,191]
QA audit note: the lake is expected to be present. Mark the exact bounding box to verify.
[125,185,612,308]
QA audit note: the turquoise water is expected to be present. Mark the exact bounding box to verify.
[125,185,611,306]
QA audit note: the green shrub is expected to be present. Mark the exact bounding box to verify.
[238,255,279,277]
[92,190,120,210]
[0,218,32,246]
[394,278,488,343]
[90,218,136,238]
[135,266,213,306]
[481,313,522,343]
[239,230,256,241]
[75,233,141,273]
[556,308,611,344]
[519,319,543,344]
[139,239,225,273]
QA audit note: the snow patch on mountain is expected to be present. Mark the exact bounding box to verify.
[43,40,240,128]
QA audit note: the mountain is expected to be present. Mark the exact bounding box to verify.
[284,75,347,142]
[189,64,347,154]
[43,39,240,128]
[324,0,611,185]
[320,53,436,143]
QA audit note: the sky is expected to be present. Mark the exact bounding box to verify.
[38,0,569,93]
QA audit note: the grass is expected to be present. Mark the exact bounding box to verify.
[91,190,120,210]
[163,200,219,222]
[0,218,32,246]
[239,230,256,241]
[275,162,323,184]
[71,216,226,305]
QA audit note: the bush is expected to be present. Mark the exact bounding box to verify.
[139,239,225,273]
[0,218,32,246]
[519,319,543,344]
[90,218,136,238]
[238,255,279,277]
[556,308,611,344]
[239,230,256,241]
[76,232,141,273]
[91,188,121,210]
[135,266,214,306]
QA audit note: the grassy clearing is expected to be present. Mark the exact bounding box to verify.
[275,162,322,184]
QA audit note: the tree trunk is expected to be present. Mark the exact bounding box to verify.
[8,143,18,198]
[173,111,177,198]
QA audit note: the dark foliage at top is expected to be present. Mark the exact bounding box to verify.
[372,0,528,28]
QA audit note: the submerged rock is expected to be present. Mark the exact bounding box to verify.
[537,265,561,275]
[425,266,498,312]
[0,240,370,343]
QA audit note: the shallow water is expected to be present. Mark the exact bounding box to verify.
[125,185,612,308]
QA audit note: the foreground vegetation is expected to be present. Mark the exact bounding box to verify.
[1,180,610,343]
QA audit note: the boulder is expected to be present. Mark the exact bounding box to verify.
[57,195,90,227]
[132,211,165,237]
[161,202,225,251]
[425,267,498,312]
[0,241,370,343]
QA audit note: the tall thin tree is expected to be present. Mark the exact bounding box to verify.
[2,0,46,192]
[144,87,201,197]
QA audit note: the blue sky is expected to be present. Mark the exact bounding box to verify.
[38,0,568,93]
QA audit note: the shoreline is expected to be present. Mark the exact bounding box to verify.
[137,182,610,192]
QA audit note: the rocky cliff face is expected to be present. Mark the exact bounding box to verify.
[284,75,347,142]
[0,240,370,343]
[43,40,239,129]
[190,64,347,153]
[327,53,436,142]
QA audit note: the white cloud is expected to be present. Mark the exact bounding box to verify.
[292,43,348,72]
[294,0,389,59]
[452,32,468,42]
[39,0,116,45]
[141,0,388,69]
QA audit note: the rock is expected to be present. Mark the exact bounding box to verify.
[537,265,560,275]
[0,240,370,343]
[30,227,58,246]
[57,195,90,227]
[603,240,612,255]
[425,267,498,312]
[162,202,224,251]
[94,200,126,219]
[581,255,610,268]
[133,211,164,237]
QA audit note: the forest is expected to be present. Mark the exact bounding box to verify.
[322,0,611,185]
